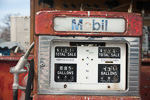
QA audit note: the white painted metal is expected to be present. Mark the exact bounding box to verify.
[50,41,126,91]
[54,17,125,32]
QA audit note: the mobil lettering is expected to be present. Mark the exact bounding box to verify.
[72,19,108,31]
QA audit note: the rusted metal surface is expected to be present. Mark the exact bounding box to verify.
[33,95,140,100]
[30,0,35,47]
[141,63,150,100]
[33,36,39,95]
[35,10,142,36]
[0,56,33,100]
[142,58,150,63]
[0,56,34,61]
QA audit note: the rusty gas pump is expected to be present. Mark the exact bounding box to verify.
[31,10,143,100]
[11,10,143,100]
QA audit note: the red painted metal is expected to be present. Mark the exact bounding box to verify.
[35,10,143,37]
[0,56,33,100]
[0,55,34,61]
[141,59,150,100]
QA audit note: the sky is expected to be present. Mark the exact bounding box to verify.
[0,0,30,27]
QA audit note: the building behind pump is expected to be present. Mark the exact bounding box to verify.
[10,16,30,51]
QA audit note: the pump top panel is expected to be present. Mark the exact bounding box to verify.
[35,10,142,36]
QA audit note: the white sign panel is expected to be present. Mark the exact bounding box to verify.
[50,41,126,91]
[54,17,125,33]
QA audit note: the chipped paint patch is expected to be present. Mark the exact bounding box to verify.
[88,11,90,16]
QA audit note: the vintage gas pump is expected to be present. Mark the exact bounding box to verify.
[33,11,142,99]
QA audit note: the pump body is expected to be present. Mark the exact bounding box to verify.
[33,11,142,99]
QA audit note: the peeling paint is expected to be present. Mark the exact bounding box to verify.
[35,10,142,37]
[88,11,90,16]
[36,11,42,15]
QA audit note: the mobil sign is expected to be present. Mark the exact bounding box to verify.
[54,17,125,33]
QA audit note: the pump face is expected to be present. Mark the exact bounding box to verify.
[38,36,140,96]
[50,40,126,91]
